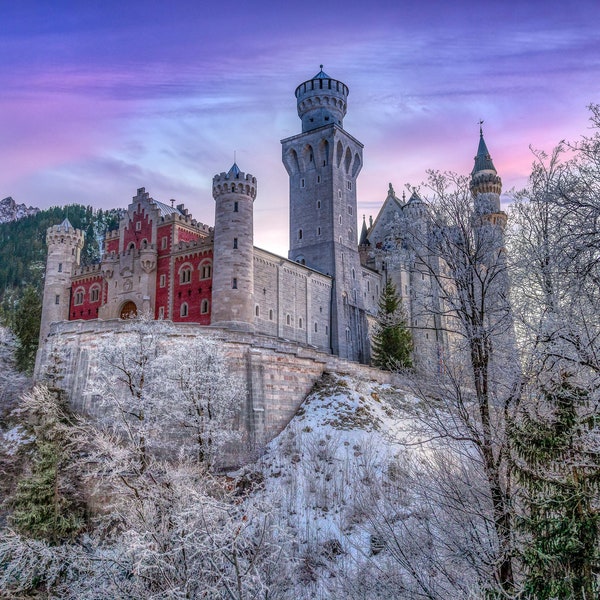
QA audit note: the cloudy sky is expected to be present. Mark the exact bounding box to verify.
[1,1,598,254]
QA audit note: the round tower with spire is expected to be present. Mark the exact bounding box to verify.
[470,124,507,229]
[211,163,256,331]
[39,219,85,345]
[295,65,349,133]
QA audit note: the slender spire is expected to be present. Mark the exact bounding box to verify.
[359,215,370,246]
[227,162,241,178]
[472,122,497,175]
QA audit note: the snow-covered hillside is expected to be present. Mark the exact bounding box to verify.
[249,373,480,599]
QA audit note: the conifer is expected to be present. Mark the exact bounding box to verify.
[510,375,600,599]
[371,280,412,370]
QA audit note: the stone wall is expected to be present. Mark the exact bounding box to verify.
[35,320,398,464]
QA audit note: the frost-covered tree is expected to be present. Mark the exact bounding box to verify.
[8,385,86,545]
[371,280,412,370]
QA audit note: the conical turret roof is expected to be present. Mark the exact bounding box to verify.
[313,65,330,79]
[227,162,241,178]
[472,126,497,175]
[58,218,73,231]
[359,215,370,246]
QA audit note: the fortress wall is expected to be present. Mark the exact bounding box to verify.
[36,320,396,464]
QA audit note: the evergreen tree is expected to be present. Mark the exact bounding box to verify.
[14,285,42,373]
[9,386,86,545]
[510,375,600,599]
[371,280,412,370]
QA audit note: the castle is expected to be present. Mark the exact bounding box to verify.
[38,67,506,371]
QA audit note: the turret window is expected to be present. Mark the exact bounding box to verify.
[317,200,321,209]
[233,237,238,249]
[58,263,63,273]
[299,318,303,329]
[255,305,260,317]
[269,309,273,321]
[55,295,60,305]
[232,278,237,289]
[234,201,239,212]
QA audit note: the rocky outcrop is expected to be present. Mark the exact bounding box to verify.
[0,197,39,224]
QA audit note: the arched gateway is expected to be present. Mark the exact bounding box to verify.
[120,301,137,319]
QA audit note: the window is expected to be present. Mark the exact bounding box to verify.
[200,262,212,279]
[317,175,321,184]
[233,237,238,249]
[58,262,62,273]
[201,299,209,314]
[347,181,352,190]
[338,190,342,199]
[347,205,353,215]
[90,286,100,302]
[255,305,260,317]
[338,215,342,225]
[325,325,328,335]
[180,266,192,284]
[300,178,305,188]
[286,314,291,326]
[348,229,354,241]
[299,318,303,329]
[298,229,303,240]
[128,242,135,251]
[162,236,168,250]
[180,303,188,317]
[269,309,273,321]
[352,268,356,280]
[346,328,351,341]
[158,306,165,319]
[136,221,142,231]
[317,200,321,209]
[74,288,84,306]
[160,274,167,288]
[317,227,321,236]
[314,322,318,333]
[55,295,60,305]
[234,201,239,212]
[232,278,237,289]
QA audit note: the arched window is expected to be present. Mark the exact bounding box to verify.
[200,261,212,279]
[269,309,274,321]
[74,287,84,306]
[298,229,303,240]
[180,302,188,317]
[286,314,291,326]
[128,242,135,251]
[299,318,303,329]
[200,299,209,314]
[90,285,101,303]
[179,264,192,284]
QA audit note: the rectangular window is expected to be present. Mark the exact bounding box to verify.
[317,175,321,184]
[347,205,353,215]
[136,221,142,231]
[347,181,352,190]
[162,236,168,249]
[232,278,237,289]
[234,201,239,212]
[58,263,62,273]
[158,306,165,319]
[300,178,305,188]
[55,295,60,305]
[160,274,166,288]
[233,237,238,249]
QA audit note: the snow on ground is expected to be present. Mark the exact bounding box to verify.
[248,373,430,595]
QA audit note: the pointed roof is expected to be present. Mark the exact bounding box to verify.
[472,125,497,175]
[406,189,423,204]
[313,65,330,79]
[58,218,73,231]
[227,162,241,178]
[359,215,370,246]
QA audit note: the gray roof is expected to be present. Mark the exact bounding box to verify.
[58,218,73,231]
[407,190,423,204]
[359,216,370,246]
[313,65,330,79]
[227,162,241,178]
[153,200,183,218]
[472,129,496,174]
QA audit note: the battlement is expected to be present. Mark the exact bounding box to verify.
[212,170,257,200]
[46,220,85,247]
[470,171,502,196]
[295,67,348,132]
[73,263,103,278]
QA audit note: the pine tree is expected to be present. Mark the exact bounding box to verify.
[371,280,412,370]
[14,285,42,373]
[510,375,600,599]
[9,386,86,544]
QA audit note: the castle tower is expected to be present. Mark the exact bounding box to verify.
[470,124,507,230]
[38,219,85,344]
[211,163,256,331]
[282,67,368,362]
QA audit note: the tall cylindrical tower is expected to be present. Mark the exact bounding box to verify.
[39,218,85,344]
[211,163,256,331]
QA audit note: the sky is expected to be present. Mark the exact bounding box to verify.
[1,0,599,255]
